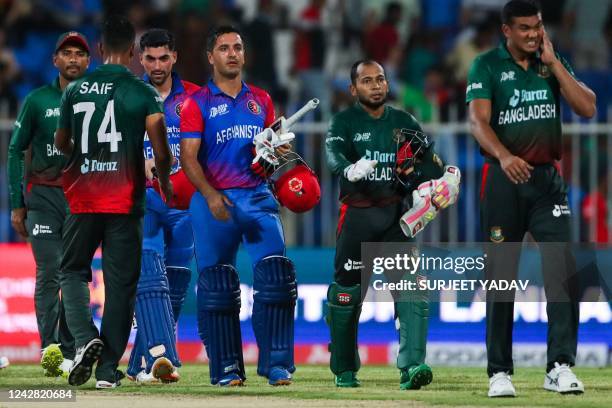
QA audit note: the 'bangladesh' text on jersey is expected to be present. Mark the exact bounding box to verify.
[58,64,163,215]
[143,72,199,174]
[326,103,444,206]
[8,77,66,209]
[465,42,576,164]
[180,79,275,189]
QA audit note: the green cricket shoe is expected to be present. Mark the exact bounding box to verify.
[335,371,361,387]
[41,344,64,377]
[400,364,433,390]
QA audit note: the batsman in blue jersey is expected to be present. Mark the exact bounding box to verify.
[180,26,296,386]
[126,29,199,383]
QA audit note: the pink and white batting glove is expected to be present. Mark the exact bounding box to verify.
[399,182,438,238]
[399,165,461,238]
[431,165,461,210]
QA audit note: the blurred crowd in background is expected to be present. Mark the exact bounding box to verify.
[1,0,611,120]
[0,0,611,244]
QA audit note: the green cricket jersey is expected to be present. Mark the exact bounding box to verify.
[58,64,163,215]
[7,78,66,209]
[466,42,576,164]
[326,102,444,206]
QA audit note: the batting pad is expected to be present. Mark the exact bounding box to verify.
[326,282,362,375]
[252,256,298,377]
[135,249,180,371]
[197,264,244,384]
[166,266,192,324]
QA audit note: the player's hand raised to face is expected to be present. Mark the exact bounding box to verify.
[499,154,533,184]
[540,28,557,67]
[206,190,233,221]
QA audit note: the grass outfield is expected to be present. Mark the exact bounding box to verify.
[1,364,611,407]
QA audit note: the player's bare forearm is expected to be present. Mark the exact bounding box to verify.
[552,61,597,118]
[54,128,74,156]
[146,113,172,182]
[468,100,511,161]
[180,138,218,199]
[469,99,532,184]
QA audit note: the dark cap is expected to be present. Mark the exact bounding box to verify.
[55,31,90,54]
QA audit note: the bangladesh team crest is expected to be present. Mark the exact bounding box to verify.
[490,226,504,243]
[538,62,551,78]
[247,100,261,115]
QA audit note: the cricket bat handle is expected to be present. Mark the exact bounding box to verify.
[282,98,320,131]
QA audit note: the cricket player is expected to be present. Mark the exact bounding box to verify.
[325,59,460,389]
[466,0,596,397]
[7,31,90,378]
[180,25,296,386]
[126,28,199,384]
[55,16,173,389]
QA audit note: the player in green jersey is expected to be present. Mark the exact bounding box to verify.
[466,0,596,398]
[55,16,173,389]
[325,59,461,389]
[7,31,91,378]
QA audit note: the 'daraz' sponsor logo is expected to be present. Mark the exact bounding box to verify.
[344,259,364,271]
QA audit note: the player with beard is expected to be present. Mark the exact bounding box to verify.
[325,60,460,389]
[180,25,297,387]
[126,28,199,384]
[7,31,91,378]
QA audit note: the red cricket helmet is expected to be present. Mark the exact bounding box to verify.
[271,152,320,213]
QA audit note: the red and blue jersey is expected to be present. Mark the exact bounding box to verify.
[144,72,199,174]
[180,79,275,189]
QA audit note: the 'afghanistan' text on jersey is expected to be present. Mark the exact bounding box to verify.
[143,72,199,174]
[180,80,275,189]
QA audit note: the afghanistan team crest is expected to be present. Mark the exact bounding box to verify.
[247,100,261,115]
[175,101,184,117]
[288,177,303,196]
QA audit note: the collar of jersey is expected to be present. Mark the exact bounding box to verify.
[497,42,513,60]
[207,78,250,99]
[96,64,130,73]
[497,41,542,69]
[143,71,185,99]
[52,76,61,90]
[355,102,389,120]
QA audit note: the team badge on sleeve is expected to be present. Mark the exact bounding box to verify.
[247,100,261,115]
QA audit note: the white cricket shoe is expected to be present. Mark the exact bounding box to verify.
[135,370,160,384]
[488,372,516,397]
[0,356,9,369]
[95,380,120,389]
[59,359,73,378]
[544,363,584,394]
